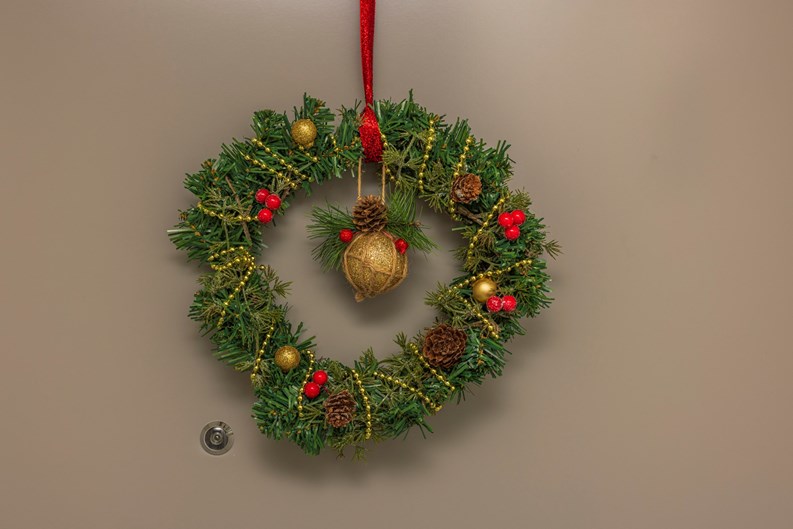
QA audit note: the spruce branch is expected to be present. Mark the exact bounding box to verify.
[224,174,252,244]
[306,203,355,271]
[454,204,483,226]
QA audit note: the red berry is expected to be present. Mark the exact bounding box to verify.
[502,295,517,312]
[303,382,321,399]
[254,188,270,204]
[486,296,503,313]
[312,370,328,385]
[497,212,514,228]
[257,208,273,223]
[511,210,526,225]
[504,225,521,241]
[339,229,354,243]
[264,194,282,210]
[394,238,408,254]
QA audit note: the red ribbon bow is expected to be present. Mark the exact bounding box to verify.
[359,0,383,162]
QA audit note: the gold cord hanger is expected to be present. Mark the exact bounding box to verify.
[357,159,386,201]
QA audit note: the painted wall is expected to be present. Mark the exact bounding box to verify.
[1,1,792,527]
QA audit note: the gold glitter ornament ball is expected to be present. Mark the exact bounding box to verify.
[471,277,498,303]
[290,118,318,148]
[274,345,301,371]
[342,231,408,302]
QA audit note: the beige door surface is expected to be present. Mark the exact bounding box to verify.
[2,1,792,528]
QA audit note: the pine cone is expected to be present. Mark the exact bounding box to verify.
[422,323,467,370]
[451,173,482,204]
[324,390,357,428]
[352,195,388,232]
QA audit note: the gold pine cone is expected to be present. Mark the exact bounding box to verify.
[352,195,388,233]
[342,231,408,302]
[291,118,318,148]
[423,323,467,370]
[324,390,357,428]
[451,173,482,204]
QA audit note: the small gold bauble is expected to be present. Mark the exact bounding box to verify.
[290,118,318,148]
[274,345,301,371]
[342,231,408,302]
[472,277,498,303]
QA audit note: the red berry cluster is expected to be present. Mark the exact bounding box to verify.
[498,210,526,241]
[303,370,328,399]
[255,188,282,223]
[486,294,518,313]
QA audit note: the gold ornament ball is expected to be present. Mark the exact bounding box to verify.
[472,277,498,303]
[342,231,408,302]
[291,118,318,148]
[274,345,301,372]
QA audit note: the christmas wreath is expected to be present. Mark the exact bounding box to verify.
[169,94,557,457]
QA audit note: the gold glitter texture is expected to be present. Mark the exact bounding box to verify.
[290,118,317,148]
[342,231,408,302]
[274,345,301,372]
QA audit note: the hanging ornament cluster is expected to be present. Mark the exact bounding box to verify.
[333,193,409,301]
[309,179,435,303]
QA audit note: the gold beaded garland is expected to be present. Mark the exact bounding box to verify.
[351,369,372,439]
[373,370,442,413]
[417,117,437,192]
[274,345,301,372]
[290,118,318,148]
[296,351,315,418]
[448,136,474,218]
[250,322,277,383]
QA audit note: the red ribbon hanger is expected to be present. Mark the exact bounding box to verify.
[359,0,383,162]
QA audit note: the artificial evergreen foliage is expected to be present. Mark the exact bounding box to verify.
[169,93,557,457]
